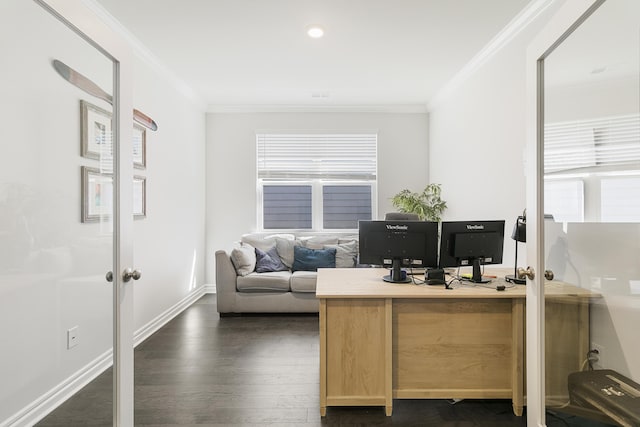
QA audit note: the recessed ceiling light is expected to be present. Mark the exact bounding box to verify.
[307,25,324,39]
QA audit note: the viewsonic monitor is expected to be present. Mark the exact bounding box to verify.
[439,220,505,283]
[358,220,438,283]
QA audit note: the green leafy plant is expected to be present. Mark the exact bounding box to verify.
[391,183,447,222]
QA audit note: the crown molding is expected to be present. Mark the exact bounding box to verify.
[206,104,428,114]
[82,0,207,110]
[427,0,556,111]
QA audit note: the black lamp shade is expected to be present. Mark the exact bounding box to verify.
[511,216,526,243]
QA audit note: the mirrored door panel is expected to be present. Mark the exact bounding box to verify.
[0,1,116,424]
[543,0,640,424]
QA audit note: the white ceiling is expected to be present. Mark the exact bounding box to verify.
[94,0,533,110]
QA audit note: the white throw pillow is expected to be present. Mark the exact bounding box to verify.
[275,237,302,269]
[230,243,256,276]
[324,241,358,268]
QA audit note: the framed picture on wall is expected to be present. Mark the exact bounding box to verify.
[82,167,148,222]
[133,175,146,219]
[81,100,113,163]
[81,166,113,223]
[81,99,148,170]
[133,123,147,169]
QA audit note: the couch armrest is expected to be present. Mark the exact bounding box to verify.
[215,250,238,313]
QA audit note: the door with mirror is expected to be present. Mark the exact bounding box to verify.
[0,0,134,425]
[539,0,640,425]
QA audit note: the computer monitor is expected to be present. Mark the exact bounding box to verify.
[439,220,505,283]
[358,220,438,283]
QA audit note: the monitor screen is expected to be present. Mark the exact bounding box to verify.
[439,220,505,283]
[358,220,438,283]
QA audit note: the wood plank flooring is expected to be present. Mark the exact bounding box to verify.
[37,294,614,426]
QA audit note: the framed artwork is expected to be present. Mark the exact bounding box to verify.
[133,175,147,219]
[81,100,148,170]
[133,123,147,169]
[81,100,113,162]
[81,166,113,223]
[82,167,147,222]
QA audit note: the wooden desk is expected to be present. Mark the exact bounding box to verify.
[317,268,593,416]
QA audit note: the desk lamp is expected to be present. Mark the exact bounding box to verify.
[505,212,526,284]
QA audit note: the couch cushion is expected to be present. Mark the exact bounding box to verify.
[292,246,336,272]
[241,233,294,251]
[324,240,358,268]
[255,246,288,273]
[230,243,256,276]
[290,271,317,293]
[237,271,291,292]
[300,235,339,249]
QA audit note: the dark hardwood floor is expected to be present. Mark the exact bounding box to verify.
[37,294,614,426]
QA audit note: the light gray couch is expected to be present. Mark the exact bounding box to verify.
[215,232,358,315]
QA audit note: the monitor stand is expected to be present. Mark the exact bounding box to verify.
[465,258,491,283]
[383,258,411,283]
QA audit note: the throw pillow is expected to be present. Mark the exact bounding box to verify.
[324,241,357,268]
[292,245,336,272]
[275,237,302,269]
[230,243,256,276]
[255,246,289,273]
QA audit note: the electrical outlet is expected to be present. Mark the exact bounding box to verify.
[592,342,604,368]
[67,326,79,349]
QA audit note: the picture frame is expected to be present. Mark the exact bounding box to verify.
[133,123,147,169]
[82,167,148,222]
[81,166,113,223]
[133,175,147,219]
[81,100,113,162]
[81,100,148,170]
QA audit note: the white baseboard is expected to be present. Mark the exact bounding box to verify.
[4,285,208,427]
[203,283,216,294]
[2,350,112,427]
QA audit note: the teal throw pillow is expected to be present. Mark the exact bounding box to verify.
[292,246,336,272]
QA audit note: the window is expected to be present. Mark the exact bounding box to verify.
[257,133,377,230]
[601,176,640,222]
[544,113,640,222]
[544,179,584,222]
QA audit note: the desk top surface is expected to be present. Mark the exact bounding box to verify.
[316,268,596,299]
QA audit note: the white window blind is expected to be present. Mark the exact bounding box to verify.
[256,133,377,180]
[544,114,640,174]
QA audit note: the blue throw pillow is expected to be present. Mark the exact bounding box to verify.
[292,246,336,272]
[255,246,289,273]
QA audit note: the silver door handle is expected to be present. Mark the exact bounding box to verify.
[517,266,535,280]
[106,269,142,283]
[544,270,554,281]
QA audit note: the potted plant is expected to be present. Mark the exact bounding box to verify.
[390,183,447,222]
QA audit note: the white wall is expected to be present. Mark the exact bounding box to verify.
[0,1,205,424]
[428,8,560,270]
[130,57,206,330]
[205,112,428,283]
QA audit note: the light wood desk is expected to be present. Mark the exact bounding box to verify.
[317,268,594,416]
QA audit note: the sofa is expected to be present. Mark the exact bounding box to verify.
[215,232,358,314]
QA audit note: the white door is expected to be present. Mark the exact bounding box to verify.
[0,1,136,425]
[527,0,640,425]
